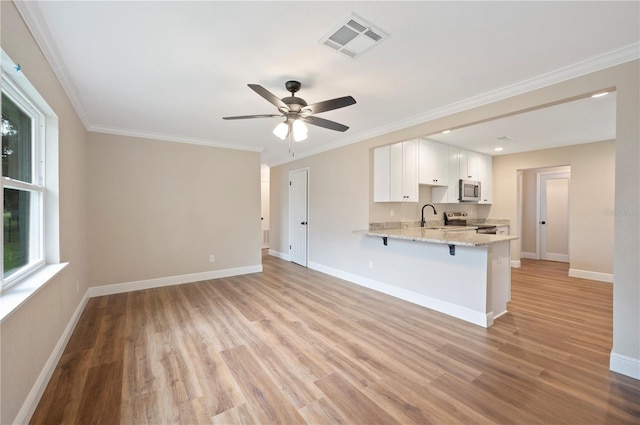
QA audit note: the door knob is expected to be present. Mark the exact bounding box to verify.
[541,221,546,224]
[301,221,308,225]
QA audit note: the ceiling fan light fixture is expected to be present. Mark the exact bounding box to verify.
[292,120,308,142]
[273,122,289,140]
[225,81,354,156]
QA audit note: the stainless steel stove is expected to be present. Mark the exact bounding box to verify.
[443,211,497,234]
[443,211,468,226]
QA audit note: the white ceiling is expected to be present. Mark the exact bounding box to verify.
[15,1,639,165]
[428,91,617,155]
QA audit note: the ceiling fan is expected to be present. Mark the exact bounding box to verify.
[222,80,356,143]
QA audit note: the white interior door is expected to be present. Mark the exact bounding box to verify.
[540,173,570,262]
[261,180,270,248]
[289,169,308,266]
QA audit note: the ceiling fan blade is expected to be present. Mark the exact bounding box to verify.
[304,96,356,114]
[301,116,349,132]
[248,84,289,111]
[223,114,282,120]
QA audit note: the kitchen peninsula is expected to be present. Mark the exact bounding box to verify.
[359,225,518,328]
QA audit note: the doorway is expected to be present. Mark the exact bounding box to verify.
[261,164,270,249]
[289,168,308,267]
[521,166,571,262]
[540,172,570,262]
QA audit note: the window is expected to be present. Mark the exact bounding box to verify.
[1,69,46,289]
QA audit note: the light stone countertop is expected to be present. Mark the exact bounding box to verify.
[360,226,518,247]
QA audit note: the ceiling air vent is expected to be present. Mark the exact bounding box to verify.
[319,14,389,59]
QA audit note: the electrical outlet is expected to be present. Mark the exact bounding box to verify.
[368,260,374,270]
[390,209,395,217]
[209,255,216,263]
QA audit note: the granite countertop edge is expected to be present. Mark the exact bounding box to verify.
[355,228,519,247]
[369,219,510,230]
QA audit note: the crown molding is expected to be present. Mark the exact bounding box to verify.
[15,0,638,166]
[88,126,263,152]
[13,0,92,129]
[269,42,639,166]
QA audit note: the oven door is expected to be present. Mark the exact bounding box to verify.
[459,180,481,202]
[476,226,497,234]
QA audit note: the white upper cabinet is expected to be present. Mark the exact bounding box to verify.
[373,144,391,202]
[400,140,419,202]
[459,148,479,180]
[418,140,448,186]
[375,139,492,204]
[478,153,492,204]
[373,140,418,202]
[432,145,461,204]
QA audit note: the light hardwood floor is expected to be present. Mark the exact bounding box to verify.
[31,255,639,424]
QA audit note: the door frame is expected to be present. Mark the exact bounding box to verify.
[288,168,309,267]
[537,171,571,261]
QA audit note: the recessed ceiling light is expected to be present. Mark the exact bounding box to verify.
[592,92,609,98]
[494,147,504,152]
[441,130,451,134]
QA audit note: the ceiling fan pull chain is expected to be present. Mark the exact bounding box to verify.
[288,125,293,157]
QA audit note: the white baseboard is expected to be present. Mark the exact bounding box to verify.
[511,260,521,268]
[14,291,90,425]
[268,249,290,261]
[545,253,570,262]
[520,252,538,260]
[610,352,640,380]
[568,268,614,283]
[308,261,492,328]
[87,264,263,297]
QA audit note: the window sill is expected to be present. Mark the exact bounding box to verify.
[0,262,69,322]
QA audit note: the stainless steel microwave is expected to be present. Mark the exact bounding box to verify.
[459,179,481,202]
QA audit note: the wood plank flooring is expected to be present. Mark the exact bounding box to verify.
[30,255,640,424]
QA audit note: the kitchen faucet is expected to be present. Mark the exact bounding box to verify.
[421,204,438,227]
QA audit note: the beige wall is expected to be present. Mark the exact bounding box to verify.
[271,60,639,377]
[1,2,90,423]
[611,60,639,364]
[494,144,614,272]
[88,133,262,286]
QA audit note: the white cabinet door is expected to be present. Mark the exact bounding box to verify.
[373,140,418,202]
[459,149,479,180]
[419,139,448,185]
[373,145,390,202]
[496,226,509,235]
[389,142,404,202]
[432,145,460,203]
[402,139,418,202]
[478,153,492,204]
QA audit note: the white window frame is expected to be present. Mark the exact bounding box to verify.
[1,72,47,290]
[0,50,63,321]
